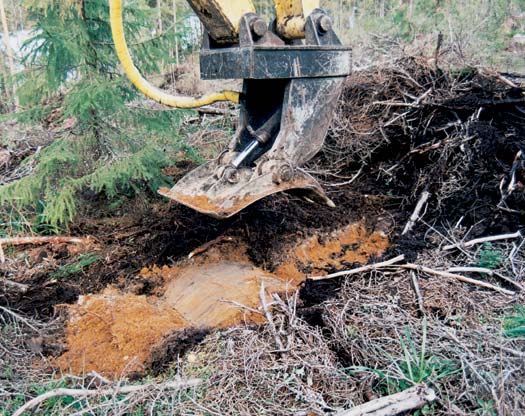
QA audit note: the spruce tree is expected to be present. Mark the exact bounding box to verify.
[0,0,191,231]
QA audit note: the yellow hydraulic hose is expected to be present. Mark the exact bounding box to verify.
[109,0,240,108]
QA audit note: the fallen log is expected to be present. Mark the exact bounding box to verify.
[337,384,436,416]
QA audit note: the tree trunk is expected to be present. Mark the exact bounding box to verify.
[158,0,163,32]
[173,0,179,65]
[0,0,17,107]
[0,46,10,102]
[408,0,414,19]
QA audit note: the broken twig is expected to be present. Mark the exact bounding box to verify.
[402,191,431,235]
[0,306,39,331]
[401,264,515,296]
[442,231,522,251]
[308,256,514,295]
[1,278,29,293]
[308,255,406,281]
[410,272,425,314]
[188,236,234,259]
[259,281,285,351]
[447,266,524,291]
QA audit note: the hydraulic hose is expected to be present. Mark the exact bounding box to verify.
[109,0,240,108]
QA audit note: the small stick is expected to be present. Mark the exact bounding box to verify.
[0,278,29,293]
[188,236,234,259]
[442,231,522,251]
[402,191,431,235]
[410,272,425,314]
[308,255,406,281]
[401,264,515,296]
[326,165,364,187]
[12,379,202,416]
[0,236,91,247]
[197,106,235,116]
[495,73,519,88]
[0,306,39,331]
[447,267,524,291]
[259,281,284,351]
[498,346,525,358]
[221,299,262,316]
[337,384,436,416]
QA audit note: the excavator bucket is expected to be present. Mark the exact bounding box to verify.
[161,11,351,218]
[159,161,333,219]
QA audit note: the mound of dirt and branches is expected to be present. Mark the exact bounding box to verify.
[1,58,524,415]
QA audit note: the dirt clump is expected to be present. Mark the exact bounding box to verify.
[56,288,187,378]
[275,223,389,282]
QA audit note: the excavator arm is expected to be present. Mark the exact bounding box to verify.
[110,0,351,218]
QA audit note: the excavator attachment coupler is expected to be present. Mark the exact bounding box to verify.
[161,10,351,218]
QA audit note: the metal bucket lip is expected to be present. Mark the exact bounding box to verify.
[159,163,334,219]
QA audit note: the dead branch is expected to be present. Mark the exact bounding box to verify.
[12,379,202,416]
[0,236,92,247]
[447,267,524,291]
[308,255,406,281]
[0,306,39,331]
[337,384,436,416]
[442,231,523,251]
[401,264,515,296]
[402,191,431,235]
[0,277,29,293]
[308,256,514,295]
[325,165,364,187]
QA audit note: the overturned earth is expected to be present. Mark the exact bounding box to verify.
[1,58,524,383]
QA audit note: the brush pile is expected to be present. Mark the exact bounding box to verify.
[312,57,524,234]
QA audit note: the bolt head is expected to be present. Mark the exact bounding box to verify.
[318,15,332,33]
[251,18,268,38]
[273,164,294,184]
[224,167,240,184]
